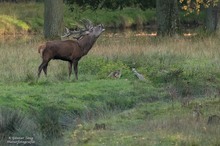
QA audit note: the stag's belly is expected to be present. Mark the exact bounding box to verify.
[53,55,72,61]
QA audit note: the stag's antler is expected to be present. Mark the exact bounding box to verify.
[61,19,93,40]
[80,19,93,30]
[61,27,88,39]
[61,27,71,38]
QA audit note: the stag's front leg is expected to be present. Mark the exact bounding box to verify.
[73,61,78,80]
[68,62,73,79]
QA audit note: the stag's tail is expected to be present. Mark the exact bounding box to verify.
[38,44,46,57]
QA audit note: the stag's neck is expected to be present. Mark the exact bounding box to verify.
[78,35,97,55]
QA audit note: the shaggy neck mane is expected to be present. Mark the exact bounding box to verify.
[78,35,97,55]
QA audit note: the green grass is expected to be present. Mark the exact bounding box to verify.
[0,80,137,111]
[0,17,220,145]
[65,98,220,146]
[0,79,164,146]
[1,78,219,145]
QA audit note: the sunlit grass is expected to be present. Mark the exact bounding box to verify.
[93,33,220,58]
[0,15,30,30]
[0,3,42,34]
[0,34,220,83]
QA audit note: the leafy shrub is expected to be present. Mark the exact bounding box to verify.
[98,60,130,79]
[80,56,131,79]
[79,56,107,75]
[0,15,30,34]
[120,52,220,98]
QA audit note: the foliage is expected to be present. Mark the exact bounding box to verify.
[180,0,220,14]
[65,0,218,12]
[0,3,43,34]
[0,15,30,34]
[0,3,157,34]
[65,0,156,10]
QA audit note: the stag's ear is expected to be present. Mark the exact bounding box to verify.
[85,30,90,35]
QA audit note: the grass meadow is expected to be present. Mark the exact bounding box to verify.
[0,32,220,146]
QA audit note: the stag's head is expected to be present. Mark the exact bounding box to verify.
[89,24,105,38]
[77,19,105,38]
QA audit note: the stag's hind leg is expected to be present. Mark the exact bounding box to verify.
[43,63,48,76]
[38,60,49,78]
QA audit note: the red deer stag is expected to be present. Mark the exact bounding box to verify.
[38,20,105,80]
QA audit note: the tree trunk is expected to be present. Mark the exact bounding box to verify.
[205,3,218,32]
[44,0,63,39]
[218,2,220,34]
[156,0,179,36]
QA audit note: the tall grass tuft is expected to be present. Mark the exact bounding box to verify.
[0,107,24,139]
[0,107,42,146]
[37,106,63,140]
